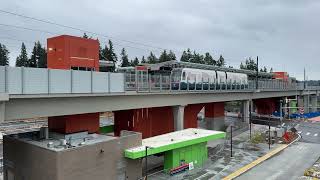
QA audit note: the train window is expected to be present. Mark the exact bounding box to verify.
[71,67,79,70]
[182,71,186,80]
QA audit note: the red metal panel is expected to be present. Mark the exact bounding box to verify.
[114,107,174,139]
[205,103,214,118]
[114,109,134,136]
[254,98,278,115]
[48,113,99,134]
[47,35,99,71]
[213,102,225,117]
[205,102,225,118]
[184,104,204,128]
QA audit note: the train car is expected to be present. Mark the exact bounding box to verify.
[171,68,248,90]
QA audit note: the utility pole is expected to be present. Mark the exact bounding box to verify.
[230,125,233,157]
[145,146,149,180]
[256,56,259,90]
[304,68,306,89]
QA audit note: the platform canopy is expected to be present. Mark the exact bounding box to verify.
[125,128,226,159]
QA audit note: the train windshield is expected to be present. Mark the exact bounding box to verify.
[171,69,182,82]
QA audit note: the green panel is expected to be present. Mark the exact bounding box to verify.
[290,100,297,113]
[99,125,114,134]
[125,132,225,159]
[163,142,208,171]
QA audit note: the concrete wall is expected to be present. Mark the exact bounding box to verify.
[0,66,124,94]
[3,131,142,180]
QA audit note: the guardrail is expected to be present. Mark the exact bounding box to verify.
[124,72,306,92]
[0,66,125,95]
[1,66,319,95]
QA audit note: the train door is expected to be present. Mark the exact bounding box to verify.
[135,66,149,91]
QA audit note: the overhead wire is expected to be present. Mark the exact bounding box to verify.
[0,9,248,66]
[0,9,166,51]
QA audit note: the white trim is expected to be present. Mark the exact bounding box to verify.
[70,57,94,61]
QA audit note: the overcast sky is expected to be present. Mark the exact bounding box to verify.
[1,0,320,80]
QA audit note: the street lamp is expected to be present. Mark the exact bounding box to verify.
[144,146,153,180]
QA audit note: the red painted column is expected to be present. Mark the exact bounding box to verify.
[205,102,225,119]
[184,104,204,128]
[254,98,278,115]
[48,113,100,134]
[114,106,174,139]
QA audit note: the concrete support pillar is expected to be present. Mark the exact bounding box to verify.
[242,100,250,123]
[298,96,304,110]
[303,95,310,113]
[0,102,4,123]
[173,105,185,131]
[311,95,318,112]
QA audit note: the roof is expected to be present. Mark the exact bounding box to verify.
[117,60,274,78]
[124,128,226,159]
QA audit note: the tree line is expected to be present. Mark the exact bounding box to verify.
[0,33,273,73]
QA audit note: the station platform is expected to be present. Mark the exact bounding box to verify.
[125,128,226,171]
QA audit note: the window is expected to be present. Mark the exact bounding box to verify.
[182,71,186,80]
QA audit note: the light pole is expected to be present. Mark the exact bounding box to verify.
[144,146,153,180]
[256,56,259,90]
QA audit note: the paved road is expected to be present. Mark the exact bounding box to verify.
[236,141,320,180]
[295,121,320,143]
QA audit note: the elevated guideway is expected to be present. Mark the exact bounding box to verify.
[0,66,319,122]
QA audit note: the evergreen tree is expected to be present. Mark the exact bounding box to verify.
[141,56,146,63]
[106,40,117,63]
[132,57,139,66]
[147,52,158,64]
[168,50,176,61]
[240,57,256,71]
[159,50,171,62]
[37,44,47,68]
[270,67,273,73]
[16,43,28,67]
[204,52,215,65]
[240,62,245,69]
[216,55,225,67]
[180,48,192,62]
[263,66,267,72]
[28,42,38,67]
[120,48,130,67]
[102,40,117,71]
[0,44,9,66]
[190,51,204,64]
[83,33,89,39]
[27,41,47,68]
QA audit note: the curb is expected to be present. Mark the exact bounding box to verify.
[221,134,301,180]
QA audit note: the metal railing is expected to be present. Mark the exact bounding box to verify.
[124,72,310,93]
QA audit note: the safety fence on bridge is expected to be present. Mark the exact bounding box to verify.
[124,72,301,92]
[0,66,317,95]
[0,66,125,94]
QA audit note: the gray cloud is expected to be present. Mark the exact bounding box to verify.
[1,0,320,80]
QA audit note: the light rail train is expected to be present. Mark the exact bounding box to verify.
[171,68,248,90]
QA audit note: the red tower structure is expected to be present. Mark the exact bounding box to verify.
[47,35,99,71]
[47,35,100,134]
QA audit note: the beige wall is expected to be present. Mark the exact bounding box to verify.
[3,131,142,180]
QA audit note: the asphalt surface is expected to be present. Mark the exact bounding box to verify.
[237,120,320,180]
[237,141,320,180]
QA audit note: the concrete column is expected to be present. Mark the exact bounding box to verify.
[242,100,250,123]
[303,95,310,113]
[311,95,318,112]
[173,105,185,131]
[0,102,5,123]
[297,96,304,110]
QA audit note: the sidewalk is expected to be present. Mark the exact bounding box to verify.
[148,124,280,180]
